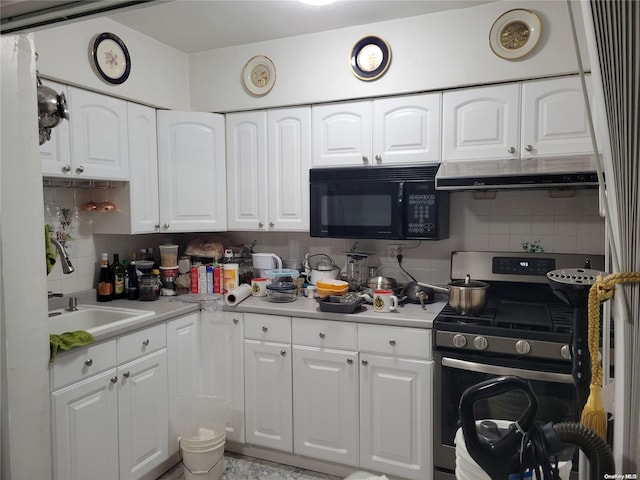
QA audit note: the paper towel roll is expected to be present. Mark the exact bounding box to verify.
[225,284,252,306]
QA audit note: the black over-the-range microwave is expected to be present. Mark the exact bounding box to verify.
[309,165,449,240]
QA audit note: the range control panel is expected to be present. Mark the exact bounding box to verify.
[492,256,557,276]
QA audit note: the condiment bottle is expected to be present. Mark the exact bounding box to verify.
[111,253,125,299]
[97,253,113,302]
[127,254,139,300]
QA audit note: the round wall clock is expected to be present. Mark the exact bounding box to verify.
[242,55,276,96]
[91,32,131,84]
[489,9,542,60]
[350,35,391,81]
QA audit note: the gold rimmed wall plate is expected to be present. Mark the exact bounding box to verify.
[242,55,276,96]
[350,35,391,81]
[489,9,541,60]
[91,32,131,84]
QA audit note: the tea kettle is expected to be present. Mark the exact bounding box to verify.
[37,74,69,145]
[304,253,340,285]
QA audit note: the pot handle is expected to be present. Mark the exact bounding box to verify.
[417,282,449,295]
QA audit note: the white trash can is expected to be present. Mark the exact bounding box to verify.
[178,395,230,480]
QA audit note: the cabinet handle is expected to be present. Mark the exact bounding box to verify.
[258,222,264,228]
[525,144,534,152]
[61,164,71,173]
[123,371,130,378]
[110,376,118,383]
[280,349,287,356]
[375,155,382,163]
[507,146,516,154]
[232,318,239,325]
[361,359,368,366]
[84,358,93,367]
[319,332,325,339]
[262,326,268,332]
[346,358,353,365]
[362,155,369,164]
[163,223,170,229]
[154,224,160,231]
[389,339,396,346]
[142,339,150,346]
[75,166,84,174]
[269,222,274,228]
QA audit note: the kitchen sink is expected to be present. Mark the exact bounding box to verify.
[48,304,155,335]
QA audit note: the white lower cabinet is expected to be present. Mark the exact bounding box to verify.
[51,322,171,480]
[243,314,293,452]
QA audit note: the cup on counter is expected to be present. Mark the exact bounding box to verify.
[251,277,267,297]
[373,289,398,313]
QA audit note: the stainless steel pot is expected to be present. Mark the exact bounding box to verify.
[419,274,489,315]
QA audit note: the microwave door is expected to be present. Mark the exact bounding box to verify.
[310,181,403,239]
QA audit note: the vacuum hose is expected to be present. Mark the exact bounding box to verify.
[552,422,615,479]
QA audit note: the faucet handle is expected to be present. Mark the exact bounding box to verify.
[48,291,63,299]
[67,296,78,312]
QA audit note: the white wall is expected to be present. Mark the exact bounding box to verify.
[33,17,190,110]
[189,0,590,112]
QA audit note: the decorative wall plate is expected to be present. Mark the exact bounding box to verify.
[242,55,276,96]
[92,32,131,84]
[489,9,541,60]
[350,35,391,81]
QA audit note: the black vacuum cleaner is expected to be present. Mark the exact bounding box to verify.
[459,376,615,480]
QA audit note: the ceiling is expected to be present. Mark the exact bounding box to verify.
[1,0,497,53]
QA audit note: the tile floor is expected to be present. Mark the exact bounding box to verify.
[157,451,342,480]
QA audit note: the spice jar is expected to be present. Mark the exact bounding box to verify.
[139,268,161,301]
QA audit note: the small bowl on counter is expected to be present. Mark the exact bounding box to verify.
[316,279,349,298]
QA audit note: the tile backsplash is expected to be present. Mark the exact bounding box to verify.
[45,187,605,295]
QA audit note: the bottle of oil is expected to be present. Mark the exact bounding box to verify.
[111,253,125,299]
[97,253,113,302]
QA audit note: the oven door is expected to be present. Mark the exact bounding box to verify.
[434,350,578,480]
[309,179,403,239]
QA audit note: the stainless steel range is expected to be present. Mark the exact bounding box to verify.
[433,251,605,480]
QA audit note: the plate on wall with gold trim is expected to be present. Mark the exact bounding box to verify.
[489,9,541,60]
[350,35,391,81]
[242,55,276,96]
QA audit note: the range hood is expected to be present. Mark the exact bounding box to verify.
[435,155,600,191]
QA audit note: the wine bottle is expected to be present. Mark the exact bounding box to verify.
[97,253,113,302]
[111,253,126,299]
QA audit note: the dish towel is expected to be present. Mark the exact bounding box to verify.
[45,225,56,275]
[49,331,95,363]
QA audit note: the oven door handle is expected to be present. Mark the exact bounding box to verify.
[442,357,574,384]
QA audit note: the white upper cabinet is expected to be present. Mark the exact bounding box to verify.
[157,110,227,232]
[40,80,72,177]
[226,107,310,232]
[520,75,595,157]
[443,75,595,161]
[68,87,130,179]
[442,83,520,161]
[312,93,441,167]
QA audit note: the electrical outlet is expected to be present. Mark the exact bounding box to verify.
[387,244,404,261]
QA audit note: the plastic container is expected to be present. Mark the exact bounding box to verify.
[266,281,297,303]
[159,244,179,267]
[160,266,178,296]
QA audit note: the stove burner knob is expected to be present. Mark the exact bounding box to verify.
[561,344,571,360]
[452,334,467,348]
[473,336,488,350]
[515,340,531,355]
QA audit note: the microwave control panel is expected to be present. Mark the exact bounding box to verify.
[403,181,448,239]
[406,193,437,235]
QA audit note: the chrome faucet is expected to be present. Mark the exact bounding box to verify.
[50,238,75,274]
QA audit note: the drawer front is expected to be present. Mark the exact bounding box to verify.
[292,318,357,350]
[50,339,116,390]
[117,323,166,364]
[358,324,432,359]
[244,313,291,343]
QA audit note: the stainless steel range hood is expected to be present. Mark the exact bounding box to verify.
[435,154,600,191]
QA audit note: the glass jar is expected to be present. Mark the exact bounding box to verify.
[139,270,161,301]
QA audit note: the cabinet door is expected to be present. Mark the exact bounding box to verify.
[244,339,292,452]
[442,83,520,161]
[292,345,358,466]
[157,111,226,232]
[359,354,432,480]
[372,93,442,165]
[225,111,268,230]
[267,107,311,231]
[312,101,372,166]
[521,75,594,157]
[118,349,169,480]
[51,369,119,480]
[69,87,129,179]
[200,311,245,443]
[40,80,72,177]
[167,312,201,454]
[127,102,159,233]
